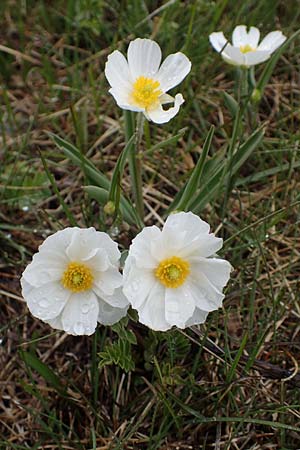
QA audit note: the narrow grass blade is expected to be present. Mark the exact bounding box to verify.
[144,128,187,156]
[190,127,264,214]
[174,126,214,212]
[20,350,65,394]
[108,133,136,214]
[84,185,142,227]
[226,332,248,383]
[223,92,238,118]
[256,29,300,98]
[40,152,78,226]
[167,390,300,432]
[49,132,109,189]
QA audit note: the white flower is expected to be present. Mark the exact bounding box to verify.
[21,227,129,336]
[209,25,286,67]
[105,38,191,124]
[123,212,231,331]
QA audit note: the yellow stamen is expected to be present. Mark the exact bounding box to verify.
[61,262,93,293]
[155,256,190,289]
[131,76,162,109]
[240,44,254,54]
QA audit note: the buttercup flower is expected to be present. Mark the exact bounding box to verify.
[21,227,129,335]
[123,212,231,331]
[209,25,286,67]
[105,38,191,124]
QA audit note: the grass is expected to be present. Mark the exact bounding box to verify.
[1,0,300,448]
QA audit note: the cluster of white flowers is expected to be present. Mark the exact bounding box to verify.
[21,212,231,335]
[21,27,286,336]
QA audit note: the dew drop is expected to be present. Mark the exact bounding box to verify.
[81,303,91,314]
[39,298,50,307]
[131,280,139,292]
[22,205,30,212]
[74,322,85,334]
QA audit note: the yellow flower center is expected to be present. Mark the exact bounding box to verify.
[131,76,162,109]
[239,44,254,54]
[61,262,94,292]
[155,256,190,289]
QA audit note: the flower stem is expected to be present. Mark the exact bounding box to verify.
[124,110,144,222]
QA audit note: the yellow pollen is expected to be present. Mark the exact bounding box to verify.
[155,256,190,289]
[239,44,254,54]
[131,76,162,109]
[61,262,93,293]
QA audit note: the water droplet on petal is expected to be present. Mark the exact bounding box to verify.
[74,322,85,334]
[81,303,91,314]
[131,280,139,292]
[39,298,50,308]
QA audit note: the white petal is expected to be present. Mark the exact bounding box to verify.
[62,291,99,335]
[105,50,133,90]
[257,31,286,53]
[246,26,260,48]
[188,274,224,311]
[123,261,157,309]
[93,267,123,296]
[39,227,76,254]
[184,307,209,327]
[96,287,129,308]
[221,45,245,66]
[156,53,191,92]
[209,31,229,52]
[232,25,248,47]
[147,93,184,124]
[179,234,223,259]
[164,211,210,237]
[165,285,195,328]
[192,257,231,291]
[108,87,144,112]
[65,228,98,261]
[128,226,161,269]
[138,282,171,331]
[85,249,110,272]
[22,281,70,321]
[45,315,64,331]
[93,232,121,264]
[21,277,33,297]
[66,228,120,264]
[150,229,187,261]
[244,50,271,66]
[160,93,174,104]
[22,256,64,288]
[97,298,128,325]
[127,38,162,79]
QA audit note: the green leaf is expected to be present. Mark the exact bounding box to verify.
[50,132,143,228]
[223,92,238,118]
[108,133,136,213]
[20,350,65,394]
[144,128,187,156]
[98,317,137,372]
[40,152,78,226]
[189,127,264,213]
[98,340,135,372]
[84,185,142,227]
[169,126,214,212]
[49,132,110,190]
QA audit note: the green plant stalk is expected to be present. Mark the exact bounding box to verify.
[124,110,144,222]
